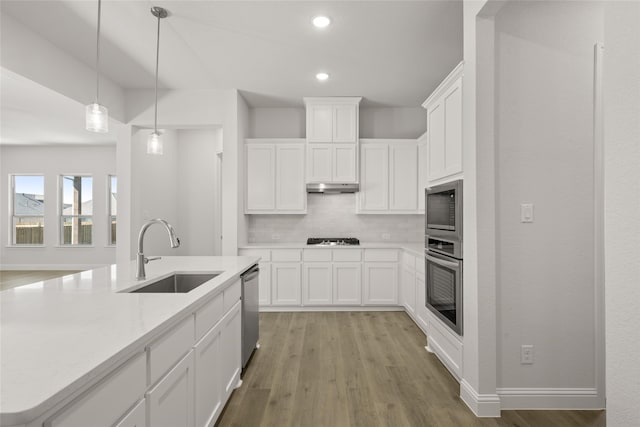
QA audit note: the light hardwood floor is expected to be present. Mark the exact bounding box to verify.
[216,312,604,427]
[0,270,81,291]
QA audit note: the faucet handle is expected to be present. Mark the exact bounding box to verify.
[145,256,161,264]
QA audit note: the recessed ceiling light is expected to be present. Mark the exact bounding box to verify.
[316,72,329,81]
[312,16,331,28]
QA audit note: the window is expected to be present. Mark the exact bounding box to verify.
[61,175,93,245]
[108,175,117,245]
[11,175,45,245]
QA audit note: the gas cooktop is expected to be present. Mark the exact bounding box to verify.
[306,237,360,246]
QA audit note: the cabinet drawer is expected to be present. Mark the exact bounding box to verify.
[223,279,242,312]
[364,249,399,262]
[195,292,224,341]
[46,352,146,427]
[303,249,332,262]
[271,249,302,262]
[148,316,195,386]
[239,249,271,262]
[333,249,362,262]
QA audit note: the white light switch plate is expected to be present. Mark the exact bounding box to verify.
[521,203,534,223]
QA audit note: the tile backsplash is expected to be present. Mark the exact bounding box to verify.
[247,193,424,243]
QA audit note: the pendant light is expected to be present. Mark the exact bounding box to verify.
[86,0,109,133]
[147,6,168,155]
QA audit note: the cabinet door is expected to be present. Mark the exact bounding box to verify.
[194,321,223,427]
[401,266,416,315]
[303,263,333,305]
[363,262,398,305]
[427,102,446,181]
[258,262,271,306]
[220,301,242,400]
[360,144,389,211]
[417,140,428,212]
[415,270,429,332]
[333,144,357,183]
[271,262,301,305]
[276,144,306,211]
[333,263,362,305]
[246,144,275,211]
[333,104,358,143]
[147,351,195,427]
[306,144,332,182]
[307,104,334,142]
[444,79,463,176]
[389,143,418,211]
[113,399,145,427]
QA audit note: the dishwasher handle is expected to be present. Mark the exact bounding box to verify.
[241,265,259,282]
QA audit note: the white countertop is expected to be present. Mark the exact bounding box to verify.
[239,242,424,257]
[0,256,259,425]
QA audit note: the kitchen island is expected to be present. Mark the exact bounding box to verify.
[0,256,259,427]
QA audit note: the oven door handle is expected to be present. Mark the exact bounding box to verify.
[425,253,460,269]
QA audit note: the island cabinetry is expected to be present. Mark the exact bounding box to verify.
[147,351,195,427]
[245,139,306,214]
[363,249,399,305]
[113,399,145,427]
[45,352,146,427]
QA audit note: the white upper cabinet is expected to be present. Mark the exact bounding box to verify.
[422,62,464,184]
[305,97,361,143]
[306,143,357,183]
[245,139,306,214]
[358,140,420,213]
[417,133,428,212]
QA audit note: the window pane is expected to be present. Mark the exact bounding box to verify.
[14,175,44,215]
[110,176,117,216]
[62,216,92,245]
[14,216,44,245]
[62,176,93,216]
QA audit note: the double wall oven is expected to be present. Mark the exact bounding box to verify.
[425,179,463,336]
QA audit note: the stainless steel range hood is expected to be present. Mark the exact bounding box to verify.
[306,183,360,193]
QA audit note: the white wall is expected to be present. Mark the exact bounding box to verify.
[247,194,423,243]
[0,145,116,269]
[248,106,427,139]
[494,0,603,403]
[176,129,220,256]
[604,2,640,425]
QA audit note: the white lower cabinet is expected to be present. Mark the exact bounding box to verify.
[333,263,362,305]
[220,301,242,399]
[415,270,428,332]
[303,263,333,305]
[194,319,224,427]
[363,262,398,305]
[258,262,272,306]
[113,399,145,427]
[271,262,301,305]
[147,351,195,427]
[401,264,417,315]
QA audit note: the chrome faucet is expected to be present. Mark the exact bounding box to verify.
[136,218,180,280]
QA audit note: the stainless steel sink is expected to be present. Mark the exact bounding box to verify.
[129,273,219,293]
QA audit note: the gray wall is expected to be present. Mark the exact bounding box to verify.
[495,1,603,390]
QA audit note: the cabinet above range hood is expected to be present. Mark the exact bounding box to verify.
[306,183,360,194]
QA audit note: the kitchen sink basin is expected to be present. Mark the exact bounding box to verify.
[129,273,219,293]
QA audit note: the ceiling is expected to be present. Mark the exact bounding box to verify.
[1,0,463,108]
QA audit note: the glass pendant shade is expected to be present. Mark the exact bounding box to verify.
[85,103,108,133]
[147,131,163,155]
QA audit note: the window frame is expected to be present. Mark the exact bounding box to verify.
[10,174,45,246]
[107,174,117,246]
[59,174,94,246]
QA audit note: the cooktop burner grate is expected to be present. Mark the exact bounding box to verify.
[306,237,360,246]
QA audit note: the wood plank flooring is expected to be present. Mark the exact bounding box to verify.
[0,270,81,291]
[216,312,605,427]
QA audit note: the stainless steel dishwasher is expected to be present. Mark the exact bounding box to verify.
[241,264,259,372]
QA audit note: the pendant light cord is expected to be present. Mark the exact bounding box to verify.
[153,10,161,134]
[95,0,102,103]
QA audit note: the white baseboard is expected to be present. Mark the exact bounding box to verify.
[0,264,101,271]
[460,380,501,417]
[497,387,604,410]
[259,306,404,312]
